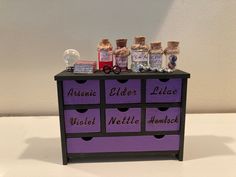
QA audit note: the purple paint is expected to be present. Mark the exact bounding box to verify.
[63,80,100,105]
[67,135,179,153]
[106,108,141,132]
[146,79,182,103]
[64,109,100,133]
[105,79,141,104]
[146,108,180,131]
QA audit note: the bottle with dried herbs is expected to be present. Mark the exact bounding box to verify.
[130,36,149,72]
[149,42,163,71]
[113,39,130,71]
[97,39,113,70]
[164,41,179,72]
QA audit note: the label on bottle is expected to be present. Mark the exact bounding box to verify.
[99,50,113,62]
[131,50,148,62]
[115,56,128,68]
[149,53,162,68]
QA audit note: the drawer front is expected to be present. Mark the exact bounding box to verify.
[63,80,100,105]
[145,107,180,131]
[67,135,179,153]
[146,79,182,103]
[105,79,141,104]
[106,108,141,132]
[64,109,100,133]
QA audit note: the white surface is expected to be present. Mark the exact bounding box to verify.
[1,0,236,115]
[0,114,236,177]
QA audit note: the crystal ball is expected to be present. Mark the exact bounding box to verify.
[63,49,80,67]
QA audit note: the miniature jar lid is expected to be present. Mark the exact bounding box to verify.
[134,36,146,45]
[167,41,179,49]
[116,39,127,48]
[98,38,112,50]
[150,42,162,50]
[101,38,110,45]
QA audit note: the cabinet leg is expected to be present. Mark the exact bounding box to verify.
[62,157,68,165]
[175,153,183,161]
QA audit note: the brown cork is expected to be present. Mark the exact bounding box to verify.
[150,42,162,50]
[98,38,112,50]
[116,39,127,48]
[101,39,110,45]
[134,36,145,45]
[167,41,179,49]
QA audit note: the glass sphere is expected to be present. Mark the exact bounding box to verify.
[63,49,80,68]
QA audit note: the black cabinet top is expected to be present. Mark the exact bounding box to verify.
[54,69,190,81]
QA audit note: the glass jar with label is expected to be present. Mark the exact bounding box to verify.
[113,39,130,72]
[149,42,163,71]
[97,39,113,70]
[130,36,149,72]
[164,41,179,72]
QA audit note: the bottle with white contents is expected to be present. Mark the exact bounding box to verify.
[148,42,163,71]
[130,36,149,72]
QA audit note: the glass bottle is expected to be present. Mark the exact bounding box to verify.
[114,39,130,72]
[130,36,149,72]
[164,41,179,72]
[149,42,163,71]
[97,39,113,70]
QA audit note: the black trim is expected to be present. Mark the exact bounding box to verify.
[177,78,188,161]
[55,69,190,81]
[57,81,68,165]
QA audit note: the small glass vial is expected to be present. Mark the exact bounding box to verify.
[97,39,113,70]
[131,36,149,72]
[114,39,130,72]
[164,41,179,72]
[149,42,163,71]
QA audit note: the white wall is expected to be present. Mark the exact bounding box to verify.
[0,0,236,116]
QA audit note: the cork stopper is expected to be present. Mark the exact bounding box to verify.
[101,39,110,45]
[150,42,162,50]
[134,36,145,45]
[116,39,127,48]
[167,41,179,49]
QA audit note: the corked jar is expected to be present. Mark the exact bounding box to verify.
[164,41,180,72]
[113,39,130,71]
[130,36,149,72]
[97,39,113,70]
[149,42,163,71]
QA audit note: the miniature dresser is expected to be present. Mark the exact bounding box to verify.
[54,70,190,165]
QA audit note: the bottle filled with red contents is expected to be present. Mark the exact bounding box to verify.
[97,39,113,70]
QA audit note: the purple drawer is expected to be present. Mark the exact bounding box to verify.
[105,79,141,104]
[146,79,182,103]
[67,135,179,153]
[146,107,180,131]
[64,109,100,133]
[106,108,141,132]
[63,80,100,105]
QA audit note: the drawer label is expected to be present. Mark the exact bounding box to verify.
[67,88,97,97]
[64,109,100,133]
[109,87,137,97]
[105,80,141,104]
[106,108,141,132]
[145,108,180,131]
[147,115,178,124]
[107,116,139,125]
[70,117,96,126]
[63,80,100,105]
[146,79,182,103]
[150,86,177,96]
